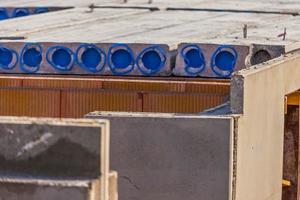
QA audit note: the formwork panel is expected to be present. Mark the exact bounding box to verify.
[0,88,60,117]
[143,92,228,113]
[61,90,142,118]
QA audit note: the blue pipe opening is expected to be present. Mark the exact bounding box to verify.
[81,47,101,69]
[210,45,238,78]
[34,7,49,14]
[23,48,42,68]
[136,46,166,75]
[180,45,206,76]
[0,8,9,20]
[0,47,18,70]
[108,44,134,75]
[0,48,13,67]
[141,50,162,70]
[20,43,42,73]
[111,49,133,69]
[184,48,205,68]
[214,50,235,71]
[52,48,72,68]
[13,8,30,18]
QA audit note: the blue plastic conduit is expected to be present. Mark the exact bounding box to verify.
[0,46,18,70]
[12,8,30,18]
[108,44,135,75]
[210,45,238,78]
[181,44,206,76]
[20,43,43,73]
[76,44,106,73]
[46,46,74,71]
[34,7,49,14]
[136,45,166,76]
[0,8,9,20]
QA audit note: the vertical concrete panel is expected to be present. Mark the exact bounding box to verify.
[87,112,233,200]
[231,53,300,200]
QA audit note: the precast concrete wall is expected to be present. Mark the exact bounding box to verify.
[0,117,111,200]
[86,112,234,200]
[231,51,300,200]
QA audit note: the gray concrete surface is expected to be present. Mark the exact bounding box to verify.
[0,118,103,178]
[0,117,111,200]
[86,111,234,200]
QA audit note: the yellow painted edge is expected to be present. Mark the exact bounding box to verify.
[282,179,291,187]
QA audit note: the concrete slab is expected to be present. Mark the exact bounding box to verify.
[0,117,110,200]
[86,111,234,200]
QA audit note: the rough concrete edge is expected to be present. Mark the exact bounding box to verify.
[0,116,109,127]
[245,43,285,67]
[85,111,233,119]
[230,74,244,114]
[101,119,110,200]
[230,50,300,115]
[236,50,300,77]
[0,177,95,188]
[230,116,240,200]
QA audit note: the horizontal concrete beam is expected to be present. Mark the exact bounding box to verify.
[175,43,285,78]
[0,42,284,78]
[0,42,173,76]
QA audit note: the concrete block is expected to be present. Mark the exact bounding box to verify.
[174,43,285,78]
[86,111,234,200]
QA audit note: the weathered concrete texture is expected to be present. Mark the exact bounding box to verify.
[86,111,234,200]
[0,170,118,200]
[0,117,111,200]
[230,51,300,200]
[0,117,107,178]
[0,178,99,200]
